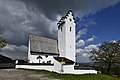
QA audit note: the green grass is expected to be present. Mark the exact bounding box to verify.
[19,69,120,80]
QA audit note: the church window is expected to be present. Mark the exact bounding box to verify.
[61,27,62,32]
[45,55,48,58]
[70,18,72,21]
[70,27,72,31]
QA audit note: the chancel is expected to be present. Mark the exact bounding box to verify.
[16,10,97,74]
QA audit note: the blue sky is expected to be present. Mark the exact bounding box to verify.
[76,1,120,62]
[77,2,120,45]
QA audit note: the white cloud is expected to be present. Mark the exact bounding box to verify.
[82,53,90,57]
[76,28,88,40]
[85,44,98,52]
[76,48,84,53]
[76,39,85,47]
[86,36,97,43]
[76,44,99,62]
[86,37,94,42]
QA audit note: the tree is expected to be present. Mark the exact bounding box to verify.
[90,41,120,74]
[0,38,7,48]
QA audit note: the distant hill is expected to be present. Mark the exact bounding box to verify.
[0,54,14,63]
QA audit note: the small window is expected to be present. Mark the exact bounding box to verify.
[70,18,72,21]
[70,27,72,31]
[45,55,48,58]
[61,27,62,32]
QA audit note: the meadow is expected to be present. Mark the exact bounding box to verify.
[23,69,120,80]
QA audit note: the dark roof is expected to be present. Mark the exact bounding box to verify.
[58,21,65,29]
[29,34,58,55]
[30,51,59,55]
[54,57,75,65]
[57,10,74,27]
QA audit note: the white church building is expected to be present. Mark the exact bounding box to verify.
[16,10,97,74]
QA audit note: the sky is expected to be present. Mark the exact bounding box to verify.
[0,0,120,62]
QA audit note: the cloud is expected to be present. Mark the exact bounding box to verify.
[76,39,85,47]
[76,48,84,53]
[86,36,97,43]
[0,44,27,60]
[76,44,98,62]
[84,44,99,52]
[76,49,90,62]
[20,0,120,19]
[0,0,59,46]
[76,28,88,40]
[75,16,98,43]
[0,0,120,60]
[86,37,94,42]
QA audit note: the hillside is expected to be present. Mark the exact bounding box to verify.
[0,54,14,63]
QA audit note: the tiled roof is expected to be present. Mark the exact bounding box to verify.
[29,34,58,55]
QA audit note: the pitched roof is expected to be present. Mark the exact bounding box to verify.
[29,34,58,55]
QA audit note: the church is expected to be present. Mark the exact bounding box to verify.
[16,10,97,74]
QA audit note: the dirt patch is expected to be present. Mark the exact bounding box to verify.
[0,69,60,80]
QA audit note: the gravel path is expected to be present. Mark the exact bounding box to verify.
[0,69,60,80]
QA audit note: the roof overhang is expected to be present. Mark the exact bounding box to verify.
[30,51,59,55]
[54,57,75,65]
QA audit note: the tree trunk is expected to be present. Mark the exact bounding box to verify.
[107,63,111,74]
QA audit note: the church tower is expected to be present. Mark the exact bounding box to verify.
[57,10,76,62]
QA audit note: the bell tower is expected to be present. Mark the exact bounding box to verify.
[57,10,76,62]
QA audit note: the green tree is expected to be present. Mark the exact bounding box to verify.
[90,41,120,74]
[0,38,7,48]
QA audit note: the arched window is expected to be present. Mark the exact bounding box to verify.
[70,27,72,31]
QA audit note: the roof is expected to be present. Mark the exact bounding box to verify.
[30,51,59,55]
[57,10,75,28]
[57,10,73,25]
[29,34,58,55]
[54,57,75,65]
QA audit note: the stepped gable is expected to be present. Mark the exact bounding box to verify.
[57,10,74,28]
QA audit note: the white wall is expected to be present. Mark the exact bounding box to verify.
[16,65,54,72]
[58,11,76,62]
[65,12,76,62]
[28,38,31,63]
[53,59,97,74]
[16,64,97,74]
[63,65,74,74]
[58,23,66,57]
[74,70,97,74]
[29,55,55,64]
[53,59,61,73]
[53,59,76,74]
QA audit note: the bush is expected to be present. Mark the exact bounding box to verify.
[111,66,120,77]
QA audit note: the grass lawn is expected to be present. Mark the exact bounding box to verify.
[20,69,120,80]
